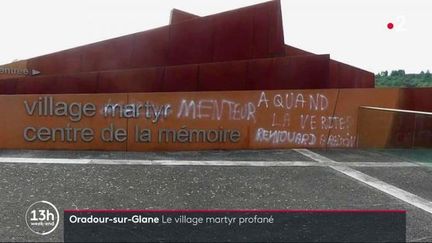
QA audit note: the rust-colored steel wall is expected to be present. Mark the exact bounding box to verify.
[399,87,432,112]
[284,45,314,56]
[168,8,375,89]
[332,89,401,147]
[0,88,413,151]
[0,61,28,80]
[170,9,199,24]
[413,115,432,147]
[329,60,375,88]
[0,55,330,95]
[357,108,396,148]
[358,107,432,148]
[0,1,427,152]
[0,1,375,91]
[0,94,128,151]
[24,1,285,76]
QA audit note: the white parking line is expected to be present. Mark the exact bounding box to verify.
[345,162,418,167]
[0,157,90,164]
[0,157,419,167]
[0,157,320,167]
[90,160,322,167]
[294,149,432,214]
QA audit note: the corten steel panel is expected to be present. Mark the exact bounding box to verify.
[0,79,17,94]
[21,1,286,76]
[247,55,330,90]
[328,60,340,88]
[398,88,415,111]
[122,89,345,150]
[329,60,347,88]
[0,60,28,80]
[163,65,199,92]
[283,55,329,89]
[0,54,377,94]
[337,62,361,88]
[412,88,432,111]
[0,94,128,151]
[28,47,82,75]
[329,60,374,88]
[360,71,375,88]
[400,88,432,112]
[247,58,273,90]
[388,113,416,148]
[127,92,250,151]
[81,36,134,72]
[357,108,396,148]
[212,9,254,61]
[358,107,432,148]
[16,73,99,94]
[248,89,341,149]
[413,115,432,148]
[1,55,329,95]
[1,88,428,151]
[27,48,82,76]
[331,89,401,149]
[0,89,348,151]
[169,9,199,24]
[266,0,285,56]
[284,45,314,56]
[167,18,214,65]
[97,68,164,93]
[168,2,286,59]
[198,61,248,91]
[251,3,271,58]
[129,26,170,68]
[15,76,59,94]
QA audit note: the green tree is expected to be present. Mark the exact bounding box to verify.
[375,70,432,88]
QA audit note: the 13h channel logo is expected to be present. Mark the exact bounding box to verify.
[25,201,60,235]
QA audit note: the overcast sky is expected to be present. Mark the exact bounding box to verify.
[0,0,431,74]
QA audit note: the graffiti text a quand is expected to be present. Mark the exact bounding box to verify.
[257,92,329,111]
[255,128,316,145]
[177,99,256,122]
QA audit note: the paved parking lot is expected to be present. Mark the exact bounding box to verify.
[0,149,431,242]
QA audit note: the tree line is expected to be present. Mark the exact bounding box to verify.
[375,70,432,87]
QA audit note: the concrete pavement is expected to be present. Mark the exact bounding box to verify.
[0,149,431,242]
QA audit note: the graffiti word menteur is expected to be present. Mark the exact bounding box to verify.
[177,99,256,122]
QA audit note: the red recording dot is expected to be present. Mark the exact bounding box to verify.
[387,22,394,29]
